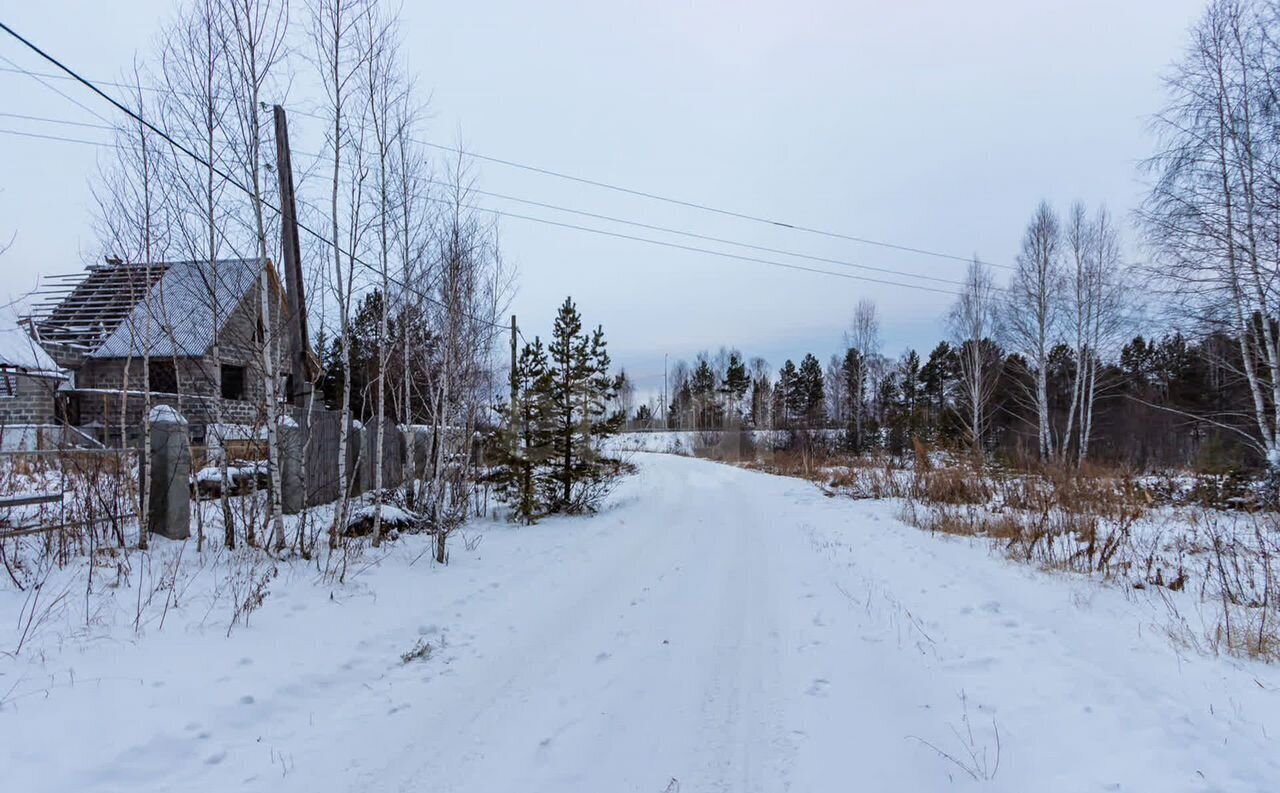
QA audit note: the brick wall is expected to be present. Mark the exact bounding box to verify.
[0,371,61,426]
[39,269,294,447]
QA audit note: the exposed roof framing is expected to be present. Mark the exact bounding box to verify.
[28,262,169,351]
[26,259,264,359]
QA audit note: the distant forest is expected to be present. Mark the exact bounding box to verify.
[649,328,1258,473]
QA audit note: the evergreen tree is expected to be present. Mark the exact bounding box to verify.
[721,351,750,423]
[796,353,826,425]
[841,347,867,450]
[542,297,625,513]
[921,341,958,440]
[749,371,772,428]
[493,338,554,524]
[634,403,655,427]
[776,359,798,427]
[690,358,717,427]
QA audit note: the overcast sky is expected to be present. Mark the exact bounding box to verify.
[1,0,1206,398]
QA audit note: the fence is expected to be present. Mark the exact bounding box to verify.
[0,447,139,546]
[0,408,418,546]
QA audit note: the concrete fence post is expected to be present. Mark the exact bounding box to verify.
[279,413,304,515]
[349,420,367,497]
[146,405,191,540]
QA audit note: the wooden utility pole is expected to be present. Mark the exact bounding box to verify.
[510,315,518,397]
[510,314,519,399]
[509,315,519,458]
[273,104,309,403]
[663,352,668,428]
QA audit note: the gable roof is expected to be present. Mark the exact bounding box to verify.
[91,259,262,359]
[29,259,273,360]
[31,262,168,352]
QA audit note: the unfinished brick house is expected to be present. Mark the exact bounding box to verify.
[27,258,295,447]
[0,314,69,449]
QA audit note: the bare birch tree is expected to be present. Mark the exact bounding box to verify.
[308,0,376,546]
[221,0,289,549]
[846,298,880,451]
[1005,201,1063,460]
[949,257,1002,458]
[359,3,405,547]
[1141,0,1280,466]
[390,97,433,510]
[1065,204,1131,462]
[91,65,172,550]
[159,0,237,548]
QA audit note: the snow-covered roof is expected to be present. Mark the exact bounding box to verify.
[0,312,64,377]
[90,258,261,359]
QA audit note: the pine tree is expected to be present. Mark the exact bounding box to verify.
[493,338,553,524]
[841,347,866,450]
[796,353,826,426]
[541,297,625,513]
[776,359,798,427]
[690,358,717,427]
[721,351,750,424]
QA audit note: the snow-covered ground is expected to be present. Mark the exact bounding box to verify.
[3,452,1279,791]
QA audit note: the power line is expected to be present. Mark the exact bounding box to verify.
[0,124,961,297]
[0,53,114,127]
[0,60,1007,270]
[0,108,963,287]
[0,109,116,131]
[439,199,963,297]
[289,150,965,288]
[292,104,1007,271]
[0,125,114,147]
[0,24,510,335]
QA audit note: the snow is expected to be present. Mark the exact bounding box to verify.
[347,503,416,526]
[2,453,1279,791]
[193,460,265,485]
[0,311,63,376]
[147,404,187,424]
[89,258,260,359]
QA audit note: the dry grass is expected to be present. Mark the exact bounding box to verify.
[738,439,1280,664]
[899,458,1280,663]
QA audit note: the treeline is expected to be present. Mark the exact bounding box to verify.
[652,329,1263,471]
[653,0,1280,476]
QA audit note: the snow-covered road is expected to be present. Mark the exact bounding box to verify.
[4,453,1280,792]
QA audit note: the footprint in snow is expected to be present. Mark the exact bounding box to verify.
[806,679,831,697]
[204,751,227,765]
[595,652,611,663]
[238,695,255,705]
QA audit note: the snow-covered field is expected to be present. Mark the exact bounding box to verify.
[3,452,1279,791]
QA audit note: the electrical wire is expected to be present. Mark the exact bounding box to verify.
[0,60,1008,271]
